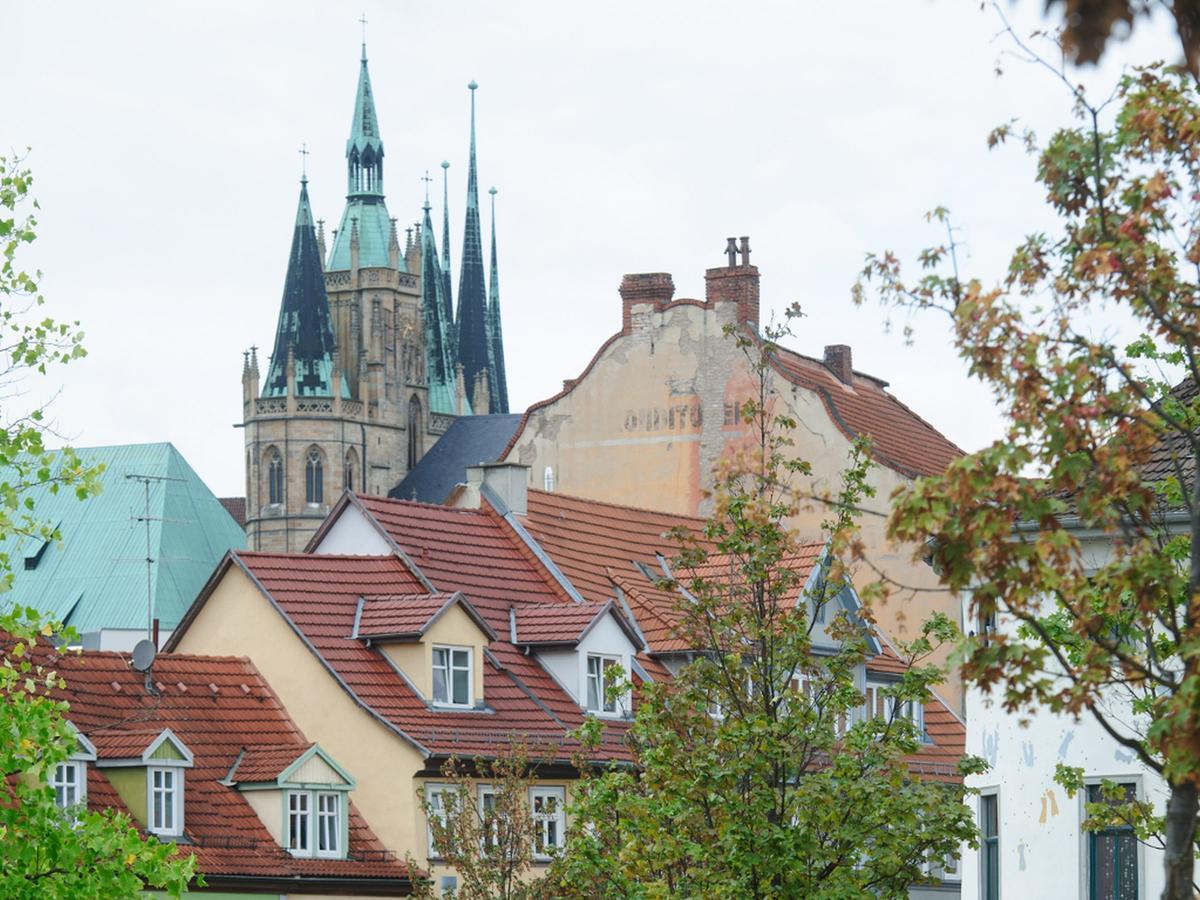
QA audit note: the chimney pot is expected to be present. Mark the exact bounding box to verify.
[823,344,854,384]
[739,236,751,266]
[705,235,760,330]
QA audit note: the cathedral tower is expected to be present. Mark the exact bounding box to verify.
[242,44,450,552]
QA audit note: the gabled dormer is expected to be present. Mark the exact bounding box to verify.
[512,601,644,718]
[49,723,97,814]
[353,590,496,710]
[91,727,194,838]
[226,743,355,859]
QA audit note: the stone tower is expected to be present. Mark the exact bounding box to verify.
[242,43,457,552]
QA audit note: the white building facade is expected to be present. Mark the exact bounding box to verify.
[960,530,1171,900]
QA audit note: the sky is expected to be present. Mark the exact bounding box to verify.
[1,1,1183,497]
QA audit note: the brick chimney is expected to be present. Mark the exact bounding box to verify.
[823,344,854,384]
[620,273,675,333]
[705,236,759,329]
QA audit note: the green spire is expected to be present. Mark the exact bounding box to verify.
[441,160,454,327]
[420,192,457,416]
[456,81,490,408]
[263,179,343,398]
[347,42,384,197]
[487,186,509,413]
[328,42,398,272]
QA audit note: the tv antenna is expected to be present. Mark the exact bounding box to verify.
[125,472,187,645]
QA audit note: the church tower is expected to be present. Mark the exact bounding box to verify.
[242,43,452,552]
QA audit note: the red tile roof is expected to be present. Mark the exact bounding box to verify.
[354,592,494,641]
[37,645,412,888]
[512,602,614,646]
[227,743,316,783]
[771,347,963,478]
[224,549,631,761]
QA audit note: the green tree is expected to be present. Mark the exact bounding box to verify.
[0,154,196,896]
[548,319,983,899]
[856,45,1200,899]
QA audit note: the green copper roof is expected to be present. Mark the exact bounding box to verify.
[346,44,385,198]
[0,443,246,635]
[327,196,400,271]
[421,200,458,415]
[264,180,344,397]
[487,187,509,413]
[441,161,454,327]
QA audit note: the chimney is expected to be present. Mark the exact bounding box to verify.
[823,344,854,384]
[619,273,675,333]
[464,462,529,515]
[705,235,759,330]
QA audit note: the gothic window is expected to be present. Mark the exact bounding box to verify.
[344,449,358,492]
[267,449,284,506]
[305,448,324,506]
[407,396,422,470]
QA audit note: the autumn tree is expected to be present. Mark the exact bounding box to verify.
[547,319,982,899]
[416,745,554,900]
[856,43,1200,899]
[0,154,195,896]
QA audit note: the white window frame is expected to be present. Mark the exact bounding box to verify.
[432,645,473,708]
[316,791,341,858]
[585,654,624,716]
[425,783,455,859]
[147,766,183,837]
[530,785,566,860]
[287,789,311,855]
[477,783,499,851]
[50,760,86,811]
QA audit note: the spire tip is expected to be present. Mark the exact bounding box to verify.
[468,80,478,91]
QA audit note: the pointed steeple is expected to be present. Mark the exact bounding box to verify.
[455,81,490,412]
[420,192,458,416]
[486,187,509,413]
[263,178,342,398]
[328,41,399,272]
[440,160,454,327]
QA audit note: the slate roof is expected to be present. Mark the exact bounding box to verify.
[390,414,522,504]
[39,645,412,889]
[0,443,246,635]
[1140,377,1197,502]
[219,497,247,528]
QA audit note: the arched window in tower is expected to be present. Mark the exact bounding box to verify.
[305,448,324,506]
[344,448,358,492]
[407,396,422,470]
[267,449,284,506]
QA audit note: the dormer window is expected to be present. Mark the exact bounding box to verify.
[51,761,85,810]
[148,766,183,836]
[432,645,472,707]
[586,654,623,716]
[287,790,341,858]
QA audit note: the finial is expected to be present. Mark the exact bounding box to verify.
[442,160,450,171]
[299,143,309,182]
[421,169,433,203]
[468,80,478,91]
[358,13,368,57]
[489,186,497,197]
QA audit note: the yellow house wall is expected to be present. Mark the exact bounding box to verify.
[378,603,488,704]
[504,302,962,708]
[242,788,283,844]
[171,565,427,855]
[104,767,147,826]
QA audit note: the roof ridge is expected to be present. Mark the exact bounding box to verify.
[482,505,581,605]
[528,488,710,526]
[773,344,891,389]
[237,549,400,563]
[356,492,489,516]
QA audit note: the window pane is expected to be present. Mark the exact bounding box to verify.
[452,666,470,705]
[432,649,448,703]
[586,669,601,710]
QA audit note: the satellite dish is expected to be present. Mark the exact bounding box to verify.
[131,639,157,673]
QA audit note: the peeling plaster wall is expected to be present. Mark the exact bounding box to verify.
[504,301,962,706]
[960,533,1168,899]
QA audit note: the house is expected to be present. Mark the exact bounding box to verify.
[1,442,246,651]
[166,488,652,892]
[40,643,415,896]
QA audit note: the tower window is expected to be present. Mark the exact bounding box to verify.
[344,449,357,492]
[544,466,555,492]
[407,396,422,470]
[267,449,284,506]
[306,449,324,505]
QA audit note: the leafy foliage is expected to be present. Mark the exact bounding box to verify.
[857,51,1200,898]
[0,156,195,896]
[547,316,983,898]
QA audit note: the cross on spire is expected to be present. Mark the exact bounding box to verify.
[359,13,368,42]
[299,143,309,180]
[421,170,433,204]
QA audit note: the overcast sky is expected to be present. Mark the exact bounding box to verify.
[2,1,1181,497]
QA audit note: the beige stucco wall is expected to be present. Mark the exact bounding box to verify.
[171,564,427,854]
[504,300,962,708]
[378,603,488,704]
